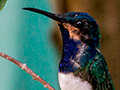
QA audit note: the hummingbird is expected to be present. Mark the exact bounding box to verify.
[23,7,115,90]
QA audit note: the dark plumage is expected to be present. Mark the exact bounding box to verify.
[23,7,115,90]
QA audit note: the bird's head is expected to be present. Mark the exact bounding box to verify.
[23,7,101,48]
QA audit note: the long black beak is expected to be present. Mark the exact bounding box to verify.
[23,7,67,24]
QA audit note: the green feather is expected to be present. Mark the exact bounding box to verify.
[73,51,115,90]
[90,52,115,90]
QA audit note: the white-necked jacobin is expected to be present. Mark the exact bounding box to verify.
[23,7,115,90]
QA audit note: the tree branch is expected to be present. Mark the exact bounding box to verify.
[0,51,55,90]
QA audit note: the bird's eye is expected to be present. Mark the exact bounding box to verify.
[77,21,81,25]
[74,21,83,28]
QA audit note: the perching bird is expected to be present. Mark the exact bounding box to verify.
[23,7,115,90]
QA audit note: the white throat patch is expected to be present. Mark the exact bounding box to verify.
[58,72,93,90]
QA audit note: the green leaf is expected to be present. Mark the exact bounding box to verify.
[0,0,7,11]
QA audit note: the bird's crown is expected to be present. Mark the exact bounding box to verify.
[57,12,101,48]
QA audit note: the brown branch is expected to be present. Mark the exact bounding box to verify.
[0,51,55,90]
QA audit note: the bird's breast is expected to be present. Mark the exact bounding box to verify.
[58,72,93,90]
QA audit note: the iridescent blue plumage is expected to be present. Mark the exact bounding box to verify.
[57,12,101,48]
[58,12,100,72]
[23,8,115,90]
[57,12,115,90]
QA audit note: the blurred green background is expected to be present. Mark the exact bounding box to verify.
[0,0,60,90]
[0,0,120,90]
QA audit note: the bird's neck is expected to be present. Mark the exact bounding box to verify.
[58,24,97,73]
[59,38,97,73]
